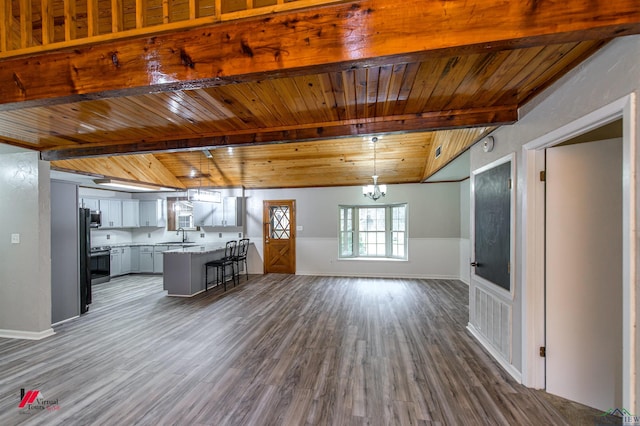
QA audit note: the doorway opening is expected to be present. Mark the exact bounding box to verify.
[521,94,636,411]
[545,125,622,411]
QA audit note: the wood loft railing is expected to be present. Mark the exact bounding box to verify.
[0,0,341,59]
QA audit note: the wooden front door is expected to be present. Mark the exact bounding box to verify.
[263,200,296,274]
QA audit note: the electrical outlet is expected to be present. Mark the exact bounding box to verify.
[148,233,151,238]
[238,232,242,238]
[106,234,111,240]
[11,233,19,244]
[200,233,205,238]
[219,233,222,238]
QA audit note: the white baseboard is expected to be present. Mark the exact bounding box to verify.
[52,316,79,327]
[167,289,206,297]
[296,271,461,280]
[0,328,55,340]
[467,323,522,383]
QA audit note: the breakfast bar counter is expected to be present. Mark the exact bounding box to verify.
[163,243,230,296]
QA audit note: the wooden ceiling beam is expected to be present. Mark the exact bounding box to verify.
[40,105,517,160]
[1,0,639,111]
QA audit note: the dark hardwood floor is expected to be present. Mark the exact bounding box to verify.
[0,275,605,425]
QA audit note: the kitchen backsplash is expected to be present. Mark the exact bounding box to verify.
[90,227,243,247]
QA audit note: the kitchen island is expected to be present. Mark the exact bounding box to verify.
[163,243,244,296]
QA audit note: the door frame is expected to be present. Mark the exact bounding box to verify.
[470,153,517,300]
[263,199,296,274]
[521,94,637,411]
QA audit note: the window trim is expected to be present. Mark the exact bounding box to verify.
[338,203,408,260]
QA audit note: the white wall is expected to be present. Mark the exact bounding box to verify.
[459,179,470,284]
[467,35,640,392]
[74,177,467,279]
[0,150,53,339]
[245,183,463,278]
[79,177,468,279]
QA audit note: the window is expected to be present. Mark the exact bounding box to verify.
[339,204,407,259]
[167,197,196,231]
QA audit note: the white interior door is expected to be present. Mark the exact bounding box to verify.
[546,138,622,411]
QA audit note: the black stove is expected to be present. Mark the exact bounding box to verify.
[90,246,111,254]
[90,247,111,284]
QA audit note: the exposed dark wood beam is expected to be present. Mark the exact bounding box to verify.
[2,0,640,111]
[40,106,517,160]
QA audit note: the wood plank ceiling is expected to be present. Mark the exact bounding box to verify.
[0,0,638,189]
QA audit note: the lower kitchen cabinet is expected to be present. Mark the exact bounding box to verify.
[110,249,121,277]
[154,246,168,273]
[139,246,154,273]
[130,247,140,272]
[121,247,132,274]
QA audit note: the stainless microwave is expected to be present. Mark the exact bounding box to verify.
[90,211,102,228]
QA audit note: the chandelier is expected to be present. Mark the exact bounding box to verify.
[362,137,387,201]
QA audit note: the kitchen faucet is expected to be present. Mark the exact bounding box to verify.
[177,227,187,243]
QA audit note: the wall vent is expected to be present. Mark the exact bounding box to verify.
[435,145,442,158]
[475,287,511,360]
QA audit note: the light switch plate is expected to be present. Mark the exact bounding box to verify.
[11,233,19,244]
[296,225,303,231]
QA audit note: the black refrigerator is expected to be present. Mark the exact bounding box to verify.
[79,207,92,314]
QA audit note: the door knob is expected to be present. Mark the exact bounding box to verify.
[470,262,479,267]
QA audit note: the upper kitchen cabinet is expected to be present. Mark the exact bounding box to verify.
[122,200,140,228]
[100,199,122,228]
[193,201,216,227]
[81,198,100,211]
[222,197,243,227]
[193,197,243,228]
[139,199,166,228]
[80,194,164,229]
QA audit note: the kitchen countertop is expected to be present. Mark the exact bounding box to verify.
[95,242,205,249]
[93,241,249,254]
[164,243,230,254]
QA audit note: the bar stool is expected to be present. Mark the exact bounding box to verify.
[205,240,237,291]
[233,238,250,283]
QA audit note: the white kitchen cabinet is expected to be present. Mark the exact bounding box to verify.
[193,197,242,227]
[154,246,168,273]
[121,246,132,274]
[222,196,242,227]
[81,198,100,211]
[110,249,122,277]
[100,199,122,228]
[122,200,140,228]
[139,199,166,227]
[193,201,217,227]
[129,247,140,273]
[139,246,154,273]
